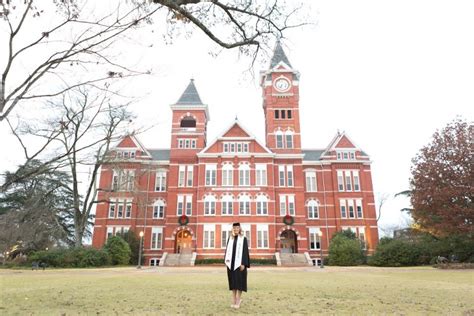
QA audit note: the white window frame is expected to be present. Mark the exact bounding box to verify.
[125,200,132,218]
[153,200,165,219]
[204,195,216,216]
[221,224,232,249]
[257,224,269,249]
[309,227,321,250]
[117,200,124,218]
[340,199,347,218]
[288,195,295,216]
[177,195,184,216]
[305,171,317,192]
[155,171,166,192]
[241,224,251,248]
[307,200,319,219]
[278,165,285,187]
[345,170,352,191]
[221,195,233,216]
[239,164,250,186]
[279,195,287,216]
[255,164,267,186]
[239,195,251,215]
[353,171,361,192]
[205,164,217,186]
[151,227,163,250]
[106,227,114,240]
[186,165,194,187]
[286,165,294,187]
[185,195,193,216]
[276,131,284,148]
[203,224,215,249]
[337,170,344,192]
[256,195,268,216]
[108,200,116,218]
[356,199,363,218]
[348,199,355,218]
[222,164,233,187]
[178,165,186,187]
[285,131,294,148]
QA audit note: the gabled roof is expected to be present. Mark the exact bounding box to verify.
[321,131,369,158]
[148,149,170,161]
[112,134,152,158]
[175,79,203,105]
[270,41,292,69]
[302,150,325,161]
[199,118,273,155]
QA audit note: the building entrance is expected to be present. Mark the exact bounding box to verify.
[280,230,297,253]
[175,230,192,254]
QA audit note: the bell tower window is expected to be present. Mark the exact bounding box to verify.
[180,116,196,128]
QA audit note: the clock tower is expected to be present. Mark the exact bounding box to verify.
[260,41,302,154]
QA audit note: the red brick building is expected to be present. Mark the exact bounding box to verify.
[92,43,379,266]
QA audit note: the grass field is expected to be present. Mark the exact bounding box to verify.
[0,266,473,315]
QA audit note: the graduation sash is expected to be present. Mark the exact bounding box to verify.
[225,235,244,270]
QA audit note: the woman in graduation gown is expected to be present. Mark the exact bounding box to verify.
[224,222,250,309]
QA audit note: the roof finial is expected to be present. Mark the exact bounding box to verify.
[235,115,238,121]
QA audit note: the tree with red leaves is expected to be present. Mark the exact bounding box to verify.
[409,118,473,237]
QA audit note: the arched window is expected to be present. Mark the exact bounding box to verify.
[180,116,196,128]
[221,195,233,216]
[275,130,284,149]
[204,195,216,215]
[307,200,319,219]
[238,164,250,186]
[153,200,165,219]
[222,163,233,186]
[238,194,251,215]
[285,130,294,149]
[256,195,268,215]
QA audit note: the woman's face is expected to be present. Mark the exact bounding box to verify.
[232,226,240,236]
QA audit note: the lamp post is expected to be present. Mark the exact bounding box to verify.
[318,231,324,268]
[137,231,144,269]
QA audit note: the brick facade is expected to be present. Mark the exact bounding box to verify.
[92,44,379,266]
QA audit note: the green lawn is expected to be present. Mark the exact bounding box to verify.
[1,266,473,315]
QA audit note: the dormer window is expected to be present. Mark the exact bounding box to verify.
[223,142,249,153]
[337,151,355,160]
[116,150,136,159]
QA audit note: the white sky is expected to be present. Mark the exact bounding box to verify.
[1,0,473,234]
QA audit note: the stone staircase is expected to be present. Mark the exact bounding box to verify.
[162,252,195,266]
[278,252,313,266]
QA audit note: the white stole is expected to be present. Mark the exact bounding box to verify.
[225,235,244,270]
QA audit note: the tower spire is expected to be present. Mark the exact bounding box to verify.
[175,79,203,105]
[270,40,292,69]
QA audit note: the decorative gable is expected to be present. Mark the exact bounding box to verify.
[117,136,138,148]
[199,120,273,156]
[222,123,250,138]
[335,135,356,149]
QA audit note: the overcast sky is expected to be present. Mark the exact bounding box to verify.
[1,0,473,233]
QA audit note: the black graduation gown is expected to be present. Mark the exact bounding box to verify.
[226,236,250,291]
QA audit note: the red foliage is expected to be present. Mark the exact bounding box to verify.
[410,118,473,237]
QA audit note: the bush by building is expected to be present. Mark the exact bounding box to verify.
[327,230,365,266]
[116,230,143,265]
[368,234,474,267]
[29,247,110,268]
[103,236,131,265]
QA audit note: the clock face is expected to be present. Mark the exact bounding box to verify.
[274,78,291,92]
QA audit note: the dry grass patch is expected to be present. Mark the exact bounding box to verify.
[0,266,473,315]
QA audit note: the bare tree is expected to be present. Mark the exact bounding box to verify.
[0,0,306,121]
[375,192,389,222]
[6,87,134,246]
